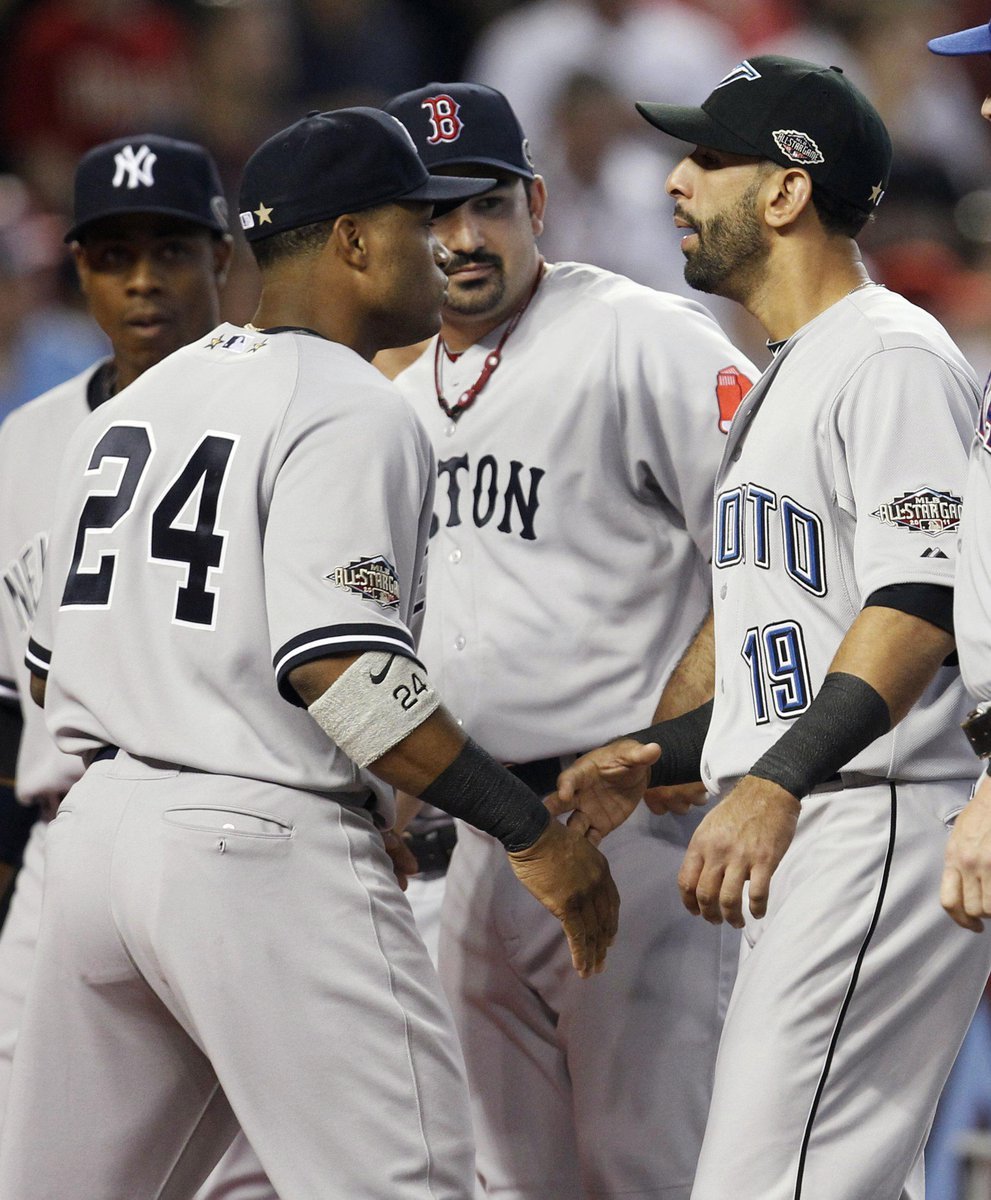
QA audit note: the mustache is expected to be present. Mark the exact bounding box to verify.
[673,204,699,231]
[445,251,503,274]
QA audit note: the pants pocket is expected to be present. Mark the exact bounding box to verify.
[162,806,294,840]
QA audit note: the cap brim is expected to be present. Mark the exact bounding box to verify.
[928,24,991,55]
[635,101,763,157]
[421,154,535,181]
[402,173,496,212]
[65,204,225,243]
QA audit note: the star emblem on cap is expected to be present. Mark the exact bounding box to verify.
[254,202,273,225]
[869,182,885,206]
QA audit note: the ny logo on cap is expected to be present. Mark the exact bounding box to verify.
[422,95,463,144]
[112,145,157,190]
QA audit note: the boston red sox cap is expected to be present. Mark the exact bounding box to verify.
[66,134,229,243]
[636,55,892,216]
[238,107,494,242]
[385,83,536,179]
[927,18,991,55]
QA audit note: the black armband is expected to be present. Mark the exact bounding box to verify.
[864,583,954,637]
[420,738,550,852]
[749,672,891,800]
[627,700,713,789]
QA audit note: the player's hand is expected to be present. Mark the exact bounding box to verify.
[546,738,660,844]
[678,775,799,928]
[644,780,709,816]
[941,773,991,932]
[381,829,419,892]
[507,820,620,977]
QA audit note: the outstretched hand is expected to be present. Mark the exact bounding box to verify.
[942,772,991,932]
[677,775,799,927]
[545,738,660,844]
[508,820,620,977]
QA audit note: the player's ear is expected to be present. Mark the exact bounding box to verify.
[212,234,234,286]
[764,167,813,230]
[71,243,91,297]
[528,176,547,238]
[332,214,368,268]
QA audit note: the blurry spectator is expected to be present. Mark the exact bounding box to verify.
[536,70,694,293]
[754,0,991,194]
[286,0,431,110]
[0,178,106,424]
[466,0,740,162]
[2,0,194,211]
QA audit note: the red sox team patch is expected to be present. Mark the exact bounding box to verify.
[870,489,962,537]
[715,366,753,434]
[327,556,401,608]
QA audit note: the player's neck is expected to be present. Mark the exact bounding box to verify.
[744,242,871,343]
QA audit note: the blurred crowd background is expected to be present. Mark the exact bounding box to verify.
[2,0,991,1194]
[3,0,991,416]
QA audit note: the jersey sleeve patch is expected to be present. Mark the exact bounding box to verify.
[24,637,51,680]
[273,622,418,705]
[870,489,962,537]
[716,365,753,434]
[326,556,400,610]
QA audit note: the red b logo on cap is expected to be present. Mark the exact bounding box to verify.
[422,95,464,144]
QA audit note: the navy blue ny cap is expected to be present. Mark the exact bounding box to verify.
[928,19,991,55]
[238,107,494,242]
[637,56,891,216]
[385,83,536,179]
[66,134,228,243]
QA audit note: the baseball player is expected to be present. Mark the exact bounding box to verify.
[0,132,278,1200]
[927,15,991,935]
[0,107,619,1200]
[384,81,757,1199]
[552,55,991,1199]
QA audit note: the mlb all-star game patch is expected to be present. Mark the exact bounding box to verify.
[326,556,401,608]
[870,488,962,537]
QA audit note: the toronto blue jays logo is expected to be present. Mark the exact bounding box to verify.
[421,95,463,144]
[714,60,762,89]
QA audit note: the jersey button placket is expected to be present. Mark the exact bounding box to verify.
[454,635,466,651]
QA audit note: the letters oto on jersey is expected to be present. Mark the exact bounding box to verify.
[715,482,827,596]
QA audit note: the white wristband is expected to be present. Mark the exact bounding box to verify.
[308,651,440,767]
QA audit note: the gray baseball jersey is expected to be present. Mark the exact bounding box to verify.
[396,259,757,1197]
[954,377,991,703]
[703,284,978,794]
[0,367,101,805]
[688,284,991,1200]
[29,325,434,825]
[397,260,756,761]
[3,324,474,1200]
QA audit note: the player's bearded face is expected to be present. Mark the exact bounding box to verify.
[677,176,768,298]
[442,250,506,316]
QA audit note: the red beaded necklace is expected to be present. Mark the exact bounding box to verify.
[434,259,545,421]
